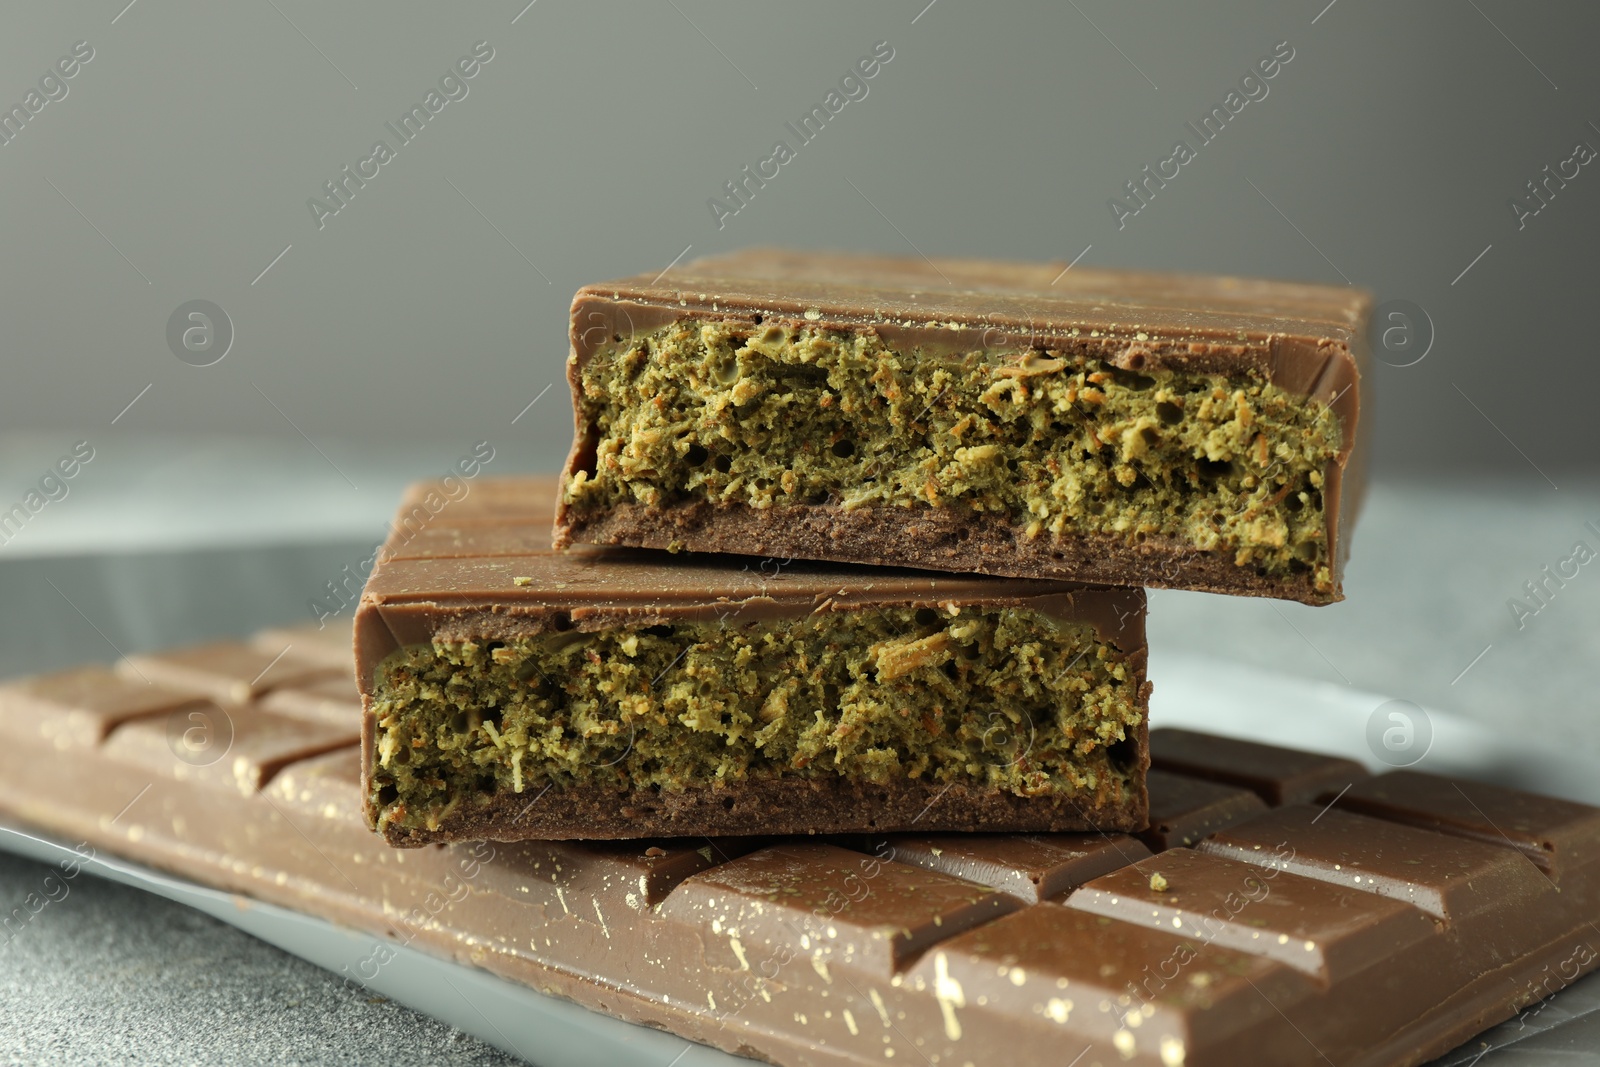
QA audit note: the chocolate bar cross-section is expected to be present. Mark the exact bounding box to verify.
[555,249,1369,604]
[357,477,1151,844]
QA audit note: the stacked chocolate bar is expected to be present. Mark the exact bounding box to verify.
[27,252,1600,1066]
[356,477,1150,841]
[357,249,1368,848]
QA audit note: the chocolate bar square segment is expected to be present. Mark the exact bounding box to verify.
[916,904,1314,1061]
[1197,805,1557,922]
[1323,770,1600,884]
[356,477,1151,845]
[862,832,1152,902]
[1149,726,1367,804]
[259,675,363,729]
[251,622,358,672]
[119,641,344,706]
[555,249,1369,604]
[0,667,209,750]
[1141,768,1269,850]
[467,837,759,916]
[1066,846,1438,981]
[266,746,366,824]
[103,705,358,795]
[656,842,1020,976]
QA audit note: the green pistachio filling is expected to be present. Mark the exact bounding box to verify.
[369,606,1141,835]
[565,321,1343,589]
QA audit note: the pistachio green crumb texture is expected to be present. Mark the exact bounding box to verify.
[369,607,1140,833]
[564,321,1344,588]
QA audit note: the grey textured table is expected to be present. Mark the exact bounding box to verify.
[1,475,1597,1065]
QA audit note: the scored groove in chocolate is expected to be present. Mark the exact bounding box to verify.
[2,625,1599,1066]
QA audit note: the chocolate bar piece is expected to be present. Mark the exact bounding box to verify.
[1139,768,1268,851]
[555,250,1369,604]
[357,477,1150,844]
[1149,726,1367,805]
[2,640,1596,1067]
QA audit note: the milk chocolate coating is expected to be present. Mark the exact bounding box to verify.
[357,477,1151,844]
[555,249,1371,604]
[3,658,1597,1067]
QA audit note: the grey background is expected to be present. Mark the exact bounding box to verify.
[0,0,1597,475]
[4,2,1600,1064]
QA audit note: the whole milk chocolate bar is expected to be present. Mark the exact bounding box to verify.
[3,643,1598,1067]
[357,477,1150,844]
[554,249,1369,604]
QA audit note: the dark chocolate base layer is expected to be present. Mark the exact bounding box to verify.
[378,716,1150,846]
[557,499,1336,604]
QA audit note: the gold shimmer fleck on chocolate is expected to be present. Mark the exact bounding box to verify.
[555,249,1369,604]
